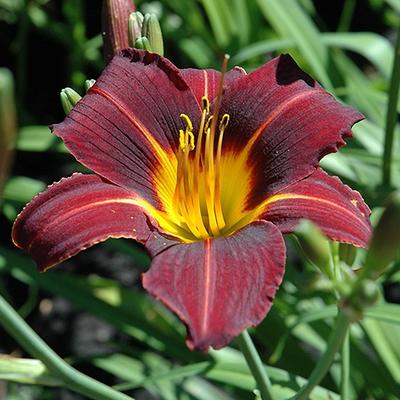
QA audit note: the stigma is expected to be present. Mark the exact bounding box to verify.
[174,56,231,240]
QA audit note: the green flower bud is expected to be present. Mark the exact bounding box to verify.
[339,243,357,266]
[102,0,136,63]
[128,11,144,47]
[60,88,82,115]
[134,37,152,52]
[294,220,331,276]
[364,191,400,279]
[84,79,96,92]
[142,13,164,56]
[0,68,17,200]
[350,279,380,311]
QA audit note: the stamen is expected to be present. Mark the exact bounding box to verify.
[180,113,193,131]
[179,129,194,151]
[204,55,230,236]
[191,96,211,238]
[209,54,229,141]
[214,114,230,230]
[201,96,210,114]
[172,55,233,240]
[219,113,230,131]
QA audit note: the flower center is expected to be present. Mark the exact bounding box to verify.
[173,98,230,239]
[152,56,257,242]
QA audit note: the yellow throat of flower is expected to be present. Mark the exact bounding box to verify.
[153,56,256,242]
[174,96,230,240]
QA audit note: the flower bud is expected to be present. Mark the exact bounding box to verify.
[364,191,400,279]
[294,220,331,276]
[84,79,96,92]
[0,68,17,200]
[128,11,144,47]
[102,0,136,63]
[134,37,152,52]
[60,88,81,115]
[350,279,380,311]
[142,13,164,56]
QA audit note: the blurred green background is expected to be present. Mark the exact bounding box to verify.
[1,0,400,399]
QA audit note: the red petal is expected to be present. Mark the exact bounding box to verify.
[181,67,246,105]
[142,220,286,351]
[12,173,154,271]
[220,54,363,207]
[261,168,371,247]
[52,49,200,206]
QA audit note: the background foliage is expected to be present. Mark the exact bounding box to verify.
[0,0,400,399]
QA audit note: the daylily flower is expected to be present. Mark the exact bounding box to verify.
[12,49,371,351]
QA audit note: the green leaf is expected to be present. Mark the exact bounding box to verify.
[0,247,198,364]
[95,351,340,400]
[232,0,250,46]
[334,52,386,124]
[385,0,400,13]
[232,32,393,81]
[365,303,400,325]
[231,38,292,65]
[2,176,45,203]
[322,32,393,79]
[201,0,231,47]
[320,152,359,182]
[16,125,67,153]
[256,0,332,89]
[93,354,146,385]
[0,357,61,386]
[362,319,400,382]
[179,37,214,68]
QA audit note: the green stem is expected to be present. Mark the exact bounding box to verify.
[237,330,274,400]
[382,25,400,187]
[340,331,350,400]
[0,294,134,400]
[293,309,351,400]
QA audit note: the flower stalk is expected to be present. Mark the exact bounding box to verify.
[237,330,274,400]
[382,25,400,187]
[293,309,351,400]
[0,294,134,400]
[340,331,350,400]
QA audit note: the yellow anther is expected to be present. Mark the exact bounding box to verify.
[172,56,233,241]
[179,129,186,150]
[201,96,210,113]
[219,114,230,131]
[179,129,195,152]
[205,116,213,134]
[180,113,193,131]
[188,130,195,150]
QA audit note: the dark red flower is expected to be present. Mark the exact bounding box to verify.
[12,49,371,351]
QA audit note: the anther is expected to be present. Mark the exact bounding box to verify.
[201,96,210,113]
[180,113,193,131]
[179,129,195,152]
[219,114,230,131]
[188,131,195,150]
[179,129,186,150]
[205,116,213,134]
